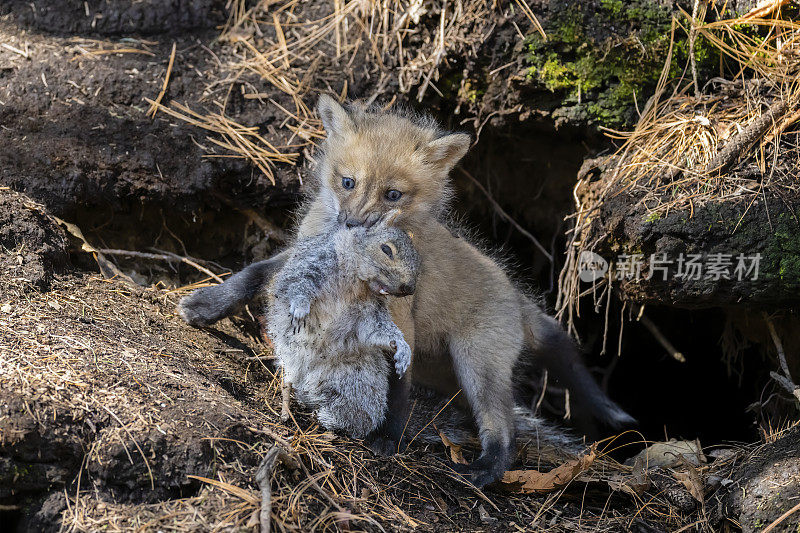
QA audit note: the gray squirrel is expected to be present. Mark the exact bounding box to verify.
[265,213,581,457]
[266,213,417,439]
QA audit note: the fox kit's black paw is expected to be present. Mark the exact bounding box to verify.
[366,434,406,456]
[178,287,227,326]
[451,440,511,488]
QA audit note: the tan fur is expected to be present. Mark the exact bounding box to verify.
[179,95,631,487]
[290,96,632,487]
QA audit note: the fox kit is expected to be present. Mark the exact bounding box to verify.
[179,96,634,487]
[267,216,417,438]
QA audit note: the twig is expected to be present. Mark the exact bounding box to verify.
[52,216,135,284]
[98,248,226,283]
[280,380,292,422]
[763,313,800,403]
[689,0,701,98]
[763,501,800,533]
[703,100,789,175]
[1,42,28,58]
[147,42,177,118]
[742,0,792,20]
[255,446,294,533]
[639,313,686,363]
[458,168,553,263]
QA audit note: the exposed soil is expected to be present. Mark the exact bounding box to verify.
[2,1,800,531]
[0,1,228,36]
[3,182,798,533]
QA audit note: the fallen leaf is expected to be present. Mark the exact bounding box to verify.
[439,431,467,464]
[674,456,705,503]
[499,445,597,494]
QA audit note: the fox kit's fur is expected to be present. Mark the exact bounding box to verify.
[179,95,634,487]
[267,218,417,438]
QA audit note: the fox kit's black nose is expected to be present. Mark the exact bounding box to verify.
[345,218,362,228]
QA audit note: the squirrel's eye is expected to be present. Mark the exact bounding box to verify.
[342,177,355,190]
[380,244,393,259]
[385,189,402,201]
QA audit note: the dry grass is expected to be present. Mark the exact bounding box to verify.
[556,5,800,333]
[1,258,752,532]
[150,0,518,183]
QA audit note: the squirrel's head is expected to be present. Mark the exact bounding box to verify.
[315,94,471,231]
[347,214,419,297]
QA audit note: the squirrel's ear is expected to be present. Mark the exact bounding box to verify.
[318,94,354,137]
[424,133,471,171]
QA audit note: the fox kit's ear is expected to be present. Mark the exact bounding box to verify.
[317,94,353,137]
[424,133,471,171]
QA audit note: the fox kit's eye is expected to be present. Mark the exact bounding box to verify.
[341,177,355,190]
[380,244,394,259]
[385,189,402,201]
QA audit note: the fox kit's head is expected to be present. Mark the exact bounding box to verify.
[315,95,471,230]
[344,214,419,297]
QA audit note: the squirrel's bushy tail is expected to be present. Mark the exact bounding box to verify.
[403,386,583,457]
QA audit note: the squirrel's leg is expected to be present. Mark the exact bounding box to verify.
[359,306,412,377]
[366,305,414,455]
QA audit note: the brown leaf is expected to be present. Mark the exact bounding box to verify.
[674,456,705,503]
[439,431,468,464]
[499,446,597,494]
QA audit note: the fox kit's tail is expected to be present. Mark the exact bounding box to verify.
[178,250,289,327]
[519,296,636,430]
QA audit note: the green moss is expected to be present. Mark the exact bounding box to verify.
[525,0,720,128]
[644,211,662,223]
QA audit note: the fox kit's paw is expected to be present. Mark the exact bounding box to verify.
[366,434,405,456]
[391,338,412,377]
[178,288,224,326]
[451,440,511,488]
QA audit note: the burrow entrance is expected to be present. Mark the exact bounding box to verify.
[59,119,779,450]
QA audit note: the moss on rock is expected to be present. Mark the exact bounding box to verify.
[525,0,719,128]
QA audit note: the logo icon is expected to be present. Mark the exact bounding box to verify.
[578,251,609,283]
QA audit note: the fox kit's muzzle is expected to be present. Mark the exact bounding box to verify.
[337,210,383,229]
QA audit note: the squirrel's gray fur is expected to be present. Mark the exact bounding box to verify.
[267,216,417,438]
[267,218,580,455]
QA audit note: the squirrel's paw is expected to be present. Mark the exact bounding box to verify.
[390,338,412,377]
[288,298,311,327]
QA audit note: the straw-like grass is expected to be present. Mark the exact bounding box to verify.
[556,5,800,333]
[150,0,515,182]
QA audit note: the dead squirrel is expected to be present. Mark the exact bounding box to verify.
[267,216,580,457]
[267,214,416,439]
